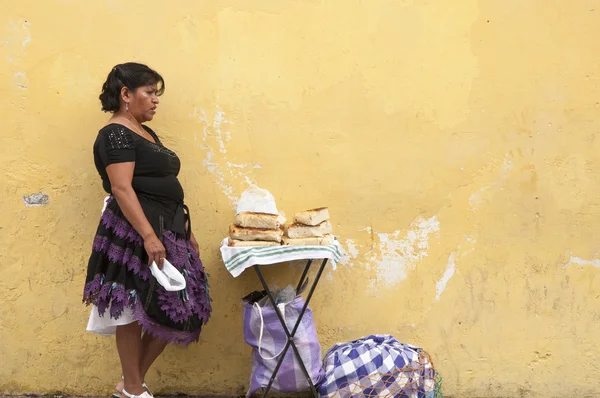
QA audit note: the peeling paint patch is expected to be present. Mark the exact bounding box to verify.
[191,107,255,207]
[431,233,476,303]
[564,255,600,269]
[23,193,49,207]
[369,216,440,286]
[340,238,359,265]
[436,252,456,300]
[346,239,359,258]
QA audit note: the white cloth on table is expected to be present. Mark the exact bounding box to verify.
[220,238,343,278]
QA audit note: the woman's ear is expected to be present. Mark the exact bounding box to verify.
[120,86,131,103]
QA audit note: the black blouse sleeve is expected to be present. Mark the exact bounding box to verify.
[96,125,136,166]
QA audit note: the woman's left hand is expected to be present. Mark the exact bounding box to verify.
[190,231,200,255]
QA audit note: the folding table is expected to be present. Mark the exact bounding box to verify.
[220,239,343,397]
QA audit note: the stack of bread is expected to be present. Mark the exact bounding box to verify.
[228,212,284,247]
[283,207,335,246]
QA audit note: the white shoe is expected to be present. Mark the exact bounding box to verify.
[113,376,152,398]
[122,388,153,398]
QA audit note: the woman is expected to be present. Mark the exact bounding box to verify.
[82,62,211,398]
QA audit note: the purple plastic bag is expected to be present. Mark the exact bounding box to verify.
[243,296,325,397]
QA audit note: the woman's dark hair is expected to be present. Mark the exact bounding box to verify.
[99,62,165,112]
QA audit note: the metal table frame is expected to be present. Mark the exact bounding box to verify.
[253,258,329,398]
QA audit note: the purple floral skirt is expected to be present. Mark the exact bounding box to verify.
[82,197,211,345]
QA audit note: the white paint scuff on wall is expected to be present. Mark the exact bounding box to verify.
[436,252,456,300]
[564,254,600,269]
[431,233,476,303]
[191,107,255,207]
[14,71,27,88]
[3,19,31,59]
[23,193,49,207]
[369,216,440,287]
[4,19,31,88]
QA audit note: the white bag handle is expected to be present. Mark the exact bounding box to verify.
[150,259,186,292]
[254,302,288,360]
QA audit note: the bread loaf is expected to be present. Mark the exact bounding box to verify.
[229,225,283,242]
[235,212,280,229]
[286,220,332,239]
[228,238,281,247]
[282,235,335,246]
[293,207,330,226]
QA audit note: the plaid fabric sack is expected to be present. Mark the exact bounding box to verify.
[319,335,436,398]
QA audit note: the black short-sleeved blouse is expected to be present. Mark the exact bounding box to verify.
[93,123,189,237]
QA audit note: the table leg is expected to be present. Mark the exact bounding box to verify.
[253,258,328,398]
[296,259,313,293]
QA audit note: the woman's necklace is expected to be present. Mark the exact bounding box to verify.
[122,114,153,142]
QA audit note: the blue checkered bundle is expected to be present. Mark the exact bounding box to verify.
[318,335,437,398]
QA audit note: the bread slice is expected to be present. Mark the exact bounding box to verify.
[286,220,333,239]
[235,212,280,229]
[293,207,330,226]
[229,225,283,242]
[282,234,335,246]
[228,238,281,247]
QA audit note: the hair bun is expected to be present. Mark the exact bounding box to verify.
[99,62,164,113]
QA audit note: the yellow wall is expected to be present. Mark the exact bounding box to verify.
[2,1,600,397]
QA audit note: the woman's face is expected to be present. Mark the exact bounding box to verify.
[124,84,159,122]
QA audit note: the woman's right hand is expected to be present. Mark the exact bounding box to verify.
[144,234,166,269]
